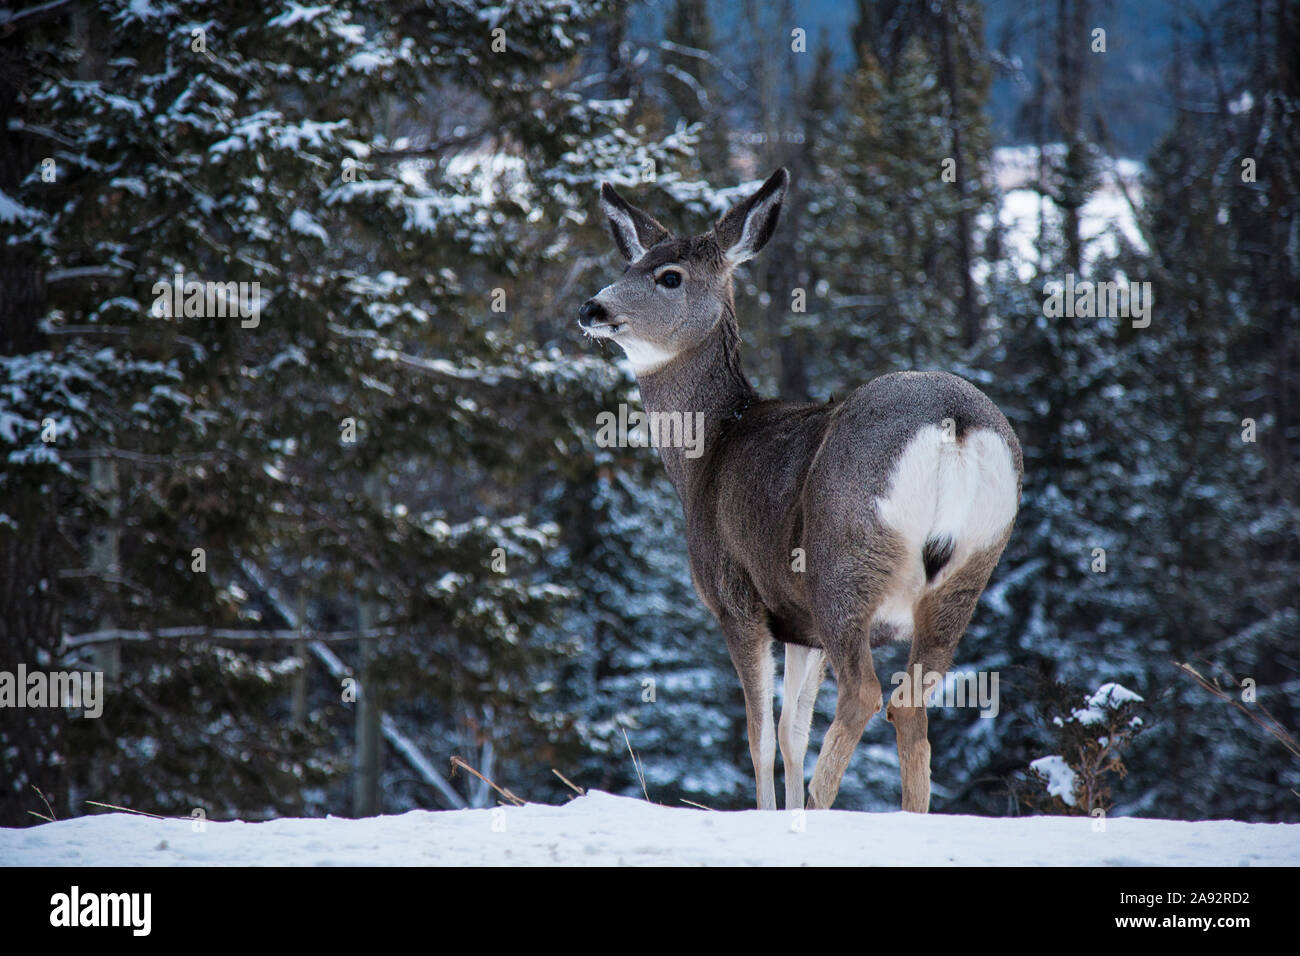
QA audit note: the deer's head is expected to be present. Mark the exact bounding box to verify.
[578,168,789,375]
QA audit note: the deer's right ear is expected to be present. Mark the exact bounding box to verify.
[600,182,670,262]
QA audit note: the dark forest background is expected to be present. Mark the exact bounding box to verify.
[1,0,1296,828]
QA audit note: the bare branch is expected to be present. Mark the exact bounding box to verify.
[61,625,398,650]
[450,755,525,806]
[551,768,585,796]
[662,64,711,111]
[6,118,79,147]
[657,39,748,91]
[0,0,78,36]
[1176,662,1300,761]
[60,449,220,465]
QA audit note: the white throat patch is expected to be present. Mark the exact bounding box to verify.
[616,335,679,375]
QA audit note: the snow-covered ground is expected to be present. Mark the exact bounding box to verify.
[3,792,1296,866]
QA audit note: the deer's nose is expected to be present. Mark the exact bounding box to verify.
[578,299,608,327]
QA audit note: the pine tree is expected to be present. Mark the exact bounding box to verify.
[0,0,702,823]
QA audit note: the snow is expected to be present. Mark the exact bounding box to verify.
[209,113,348,157]
[0,410,30,443]
[117,0,167,23]
[346,51,391,73]
[288,209,329,243]
[1072,682,1145,725]
[3,792,1296,866]
[0,189,39,224]
[267,3,332,28]
[1030,755,1080,807]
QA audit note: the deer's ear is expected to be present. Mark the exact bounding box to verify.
[600,182,671,262]
[714,167,788,265]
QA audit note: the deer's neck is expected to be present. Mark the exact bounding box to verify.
[635,304,758,495]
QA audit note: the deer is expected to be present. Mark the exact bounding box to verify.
[577,168,1023,812]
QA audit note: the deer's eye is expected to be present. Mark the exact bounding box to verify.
[656,270,683,289]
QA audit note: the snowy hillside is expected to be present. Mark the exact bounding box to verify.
[4,792,1297,866]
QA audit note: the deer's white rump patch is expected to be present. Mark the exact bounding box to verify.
[870,425,1019,639]
[876,425,1019,566]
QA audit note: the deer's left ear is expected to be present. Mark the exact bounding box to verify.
[714,167,788,265]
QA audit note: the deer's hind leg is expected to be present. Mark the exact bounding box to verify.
[887,543,1005,813]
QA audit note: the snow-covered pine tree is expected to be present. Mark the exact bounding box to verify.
[0,0,702,822]
[1122,0,1299,820]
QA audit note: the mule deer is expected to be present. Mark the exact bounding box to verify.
[578,169,1022,811]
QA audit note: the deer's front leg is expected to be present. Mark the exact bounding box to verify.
[722,617,777,810]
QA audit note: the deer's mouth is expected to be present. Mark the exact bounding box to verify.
[579,319,625,338]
